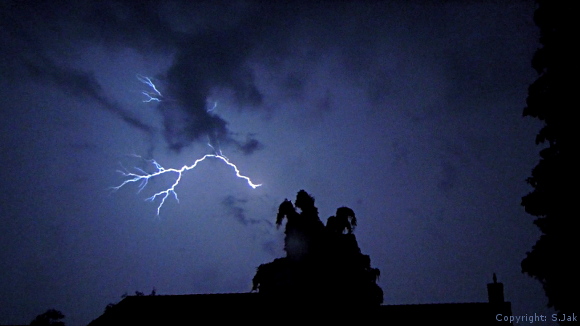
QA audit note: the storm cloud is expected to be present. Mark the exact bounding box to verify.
[1,1,290,154]
[0,2,551,326]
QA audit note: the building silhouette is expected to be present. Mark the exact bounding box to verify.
[88,277,512,325]
[88,191,512,325]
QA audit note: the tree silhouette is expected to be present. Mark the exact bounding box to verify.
[252,190,383,307]
[521,0,579,322]
[29,309,65,326]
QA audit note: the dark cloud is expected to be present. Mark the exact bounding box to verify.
[1,1,277,154]
[221,195,261,226]
[1,1,155,141]
[25,57,156,136]
[234,137,264,156]
[80,1,178,52]
[148,3,296,152]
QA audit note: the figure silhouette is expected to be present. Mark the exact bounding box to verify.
[253,190,383,308]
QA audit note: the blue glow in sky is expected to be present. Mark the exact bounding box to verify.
[0,1,553,325]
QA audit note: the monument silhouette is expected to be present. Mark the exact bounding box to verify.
[251,190,383,307]
[88,190,512,325]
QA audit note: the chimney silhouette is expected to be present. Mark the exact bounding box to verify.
[487,273,505,303]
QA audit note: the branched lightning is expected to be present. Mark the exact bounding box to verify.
[137,74,162,102]
[112,154,261,215]
[111,75,262,215]
[207,136,226,158]
[142,92,161,103]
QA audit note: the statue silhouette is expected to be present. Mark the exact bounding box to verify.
[253,190,383,307]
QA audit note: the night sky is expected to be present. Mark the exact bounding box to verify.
[0,1,555,325]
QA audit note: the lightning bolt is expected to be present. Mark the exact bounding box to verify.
[207,101,218,112]
[112,154,262,215]
[111,75,262,215]
[137,74,162,102]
